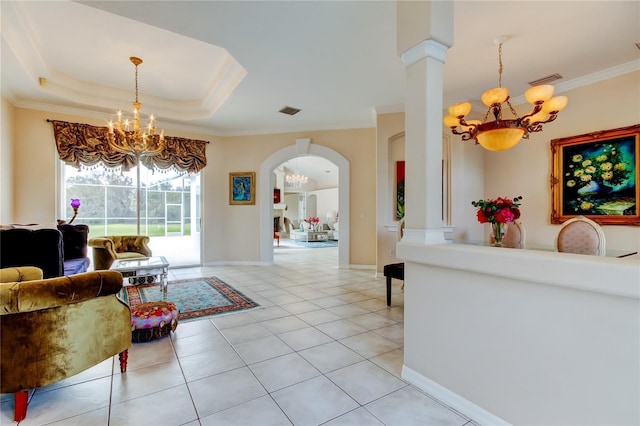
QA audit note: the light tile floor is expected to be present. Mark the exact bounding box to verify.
[1,246,478,426]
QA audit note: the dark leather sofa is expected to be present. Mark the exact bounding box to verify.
[0,225,90,278]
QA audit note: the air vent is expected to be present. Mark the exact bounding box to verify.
[528,73,563,86]
[279,106,301,116]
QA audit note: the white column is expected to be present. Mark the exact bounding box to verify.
[397,1,453,244]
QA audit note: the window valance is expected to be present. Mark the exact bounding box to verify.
[50,120,208,174]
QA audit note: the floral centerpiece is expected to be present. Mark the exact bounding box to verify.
[471,196,522,246]
[304,216,320,231]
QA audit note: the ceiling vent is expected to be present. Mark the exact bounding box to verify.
[528,73,563,86]
[279,106,301,116]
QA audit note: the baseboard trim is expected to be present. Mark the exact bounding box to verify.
[401,366,511,426]
[349,264,376,270]
[203,261,269,267]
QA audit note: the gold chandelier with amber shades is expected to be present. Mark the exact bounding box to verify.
[107,57,164,158]
[443,37,568,152]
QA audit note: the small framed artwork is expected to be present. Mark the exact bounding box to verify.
[229,172,256,205]
[550,124,639,225]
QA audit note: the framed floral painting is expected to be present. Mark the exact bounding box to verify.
[229,172,256,205]
[550,124,640,225]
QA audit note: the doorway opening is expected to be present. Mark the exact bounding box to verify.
[273,156,339,259]
[259,140,350,268]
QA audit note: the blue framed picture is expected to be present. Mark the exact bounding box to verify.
[229,172,256,205]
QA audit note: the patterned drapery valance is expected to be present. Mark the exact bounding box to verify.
[50,120,208,174]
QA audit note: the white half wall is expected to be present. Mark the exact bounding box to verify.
[398,241,640,425]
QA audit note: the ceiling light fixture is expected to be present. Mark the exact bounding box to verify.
[285,159,308,188]
[107,56,165,235]
[443,36,568,152]
[107,57,164,158]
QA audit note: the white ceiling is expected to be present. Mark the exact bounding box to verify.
[280,156,339,191]
[2,0,639,188]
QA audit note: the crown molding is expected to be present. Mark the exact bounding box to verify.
[5,1,246,123]
[510,59,640,105]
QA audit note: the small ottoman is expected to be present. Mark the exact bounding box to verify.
[130,301,179,342]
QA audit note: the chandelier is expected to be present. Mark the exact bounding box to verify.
[443,36,568,152]
[286,171,308,187]
[286,159,308,187]
[107,57,164,158]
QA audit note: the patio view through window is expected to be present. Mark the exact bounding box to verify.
[62,163,201,267]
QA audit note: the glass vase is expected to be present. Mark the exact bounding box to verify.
[490,222,507,247]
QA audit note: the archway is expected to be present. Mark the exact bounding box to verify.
[259,139,350,267]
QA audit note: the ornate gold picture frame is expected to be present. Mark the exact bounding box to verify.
[550,124,639,225]
[229,172,256,205]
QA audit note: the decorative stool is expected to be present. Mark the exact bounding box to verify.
[130,301,179,342]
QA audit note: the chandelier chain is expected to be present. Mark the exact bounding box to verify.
[497,43,519,118]
[498,43,503,88]
[134,63,139,103]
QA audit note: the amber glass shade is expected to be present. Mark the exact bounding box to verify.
[448,102,472,118]
[477,128,525,152]
[543,96,568,113]
[525,85,555,104]
[525,110,548,125]
[443,115,460,128]
[481,88,509,106]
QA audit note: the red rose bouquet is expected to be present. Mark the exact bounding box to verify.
[471,196,522,224]
[305,216,320,225]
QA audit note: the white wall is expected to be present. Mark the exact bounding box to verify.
[283,189,338,227]
[283,193,299,225]
[312,187,338,225]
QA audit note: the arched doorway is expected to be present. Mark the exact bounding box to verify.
[259,139,350,267]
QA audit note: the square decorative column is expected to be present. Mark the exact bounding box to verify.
[396,1,453,244]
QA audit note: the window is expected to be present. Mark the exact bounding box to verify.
[61,163,201,266]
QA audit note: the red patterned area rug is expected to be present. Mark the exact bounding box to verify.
[119,276,259,321]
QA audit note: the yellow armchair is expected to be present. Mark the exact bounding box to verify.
[0,267,131,421]
[88,235,152,270]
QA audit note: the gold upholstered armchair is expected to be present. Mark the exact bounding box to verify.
[88,235,152,270]
[0,267,131,421]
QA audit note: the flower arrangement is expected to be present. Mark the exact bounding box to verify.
[471,196,522,224]
[305,216,320,225]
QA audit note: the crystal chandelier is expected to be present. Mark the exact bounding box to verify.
[286,171,308,187]
[107,57,164,158]
[286,159,308,187]
[443,36,568,152]
[107,57,165,235]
